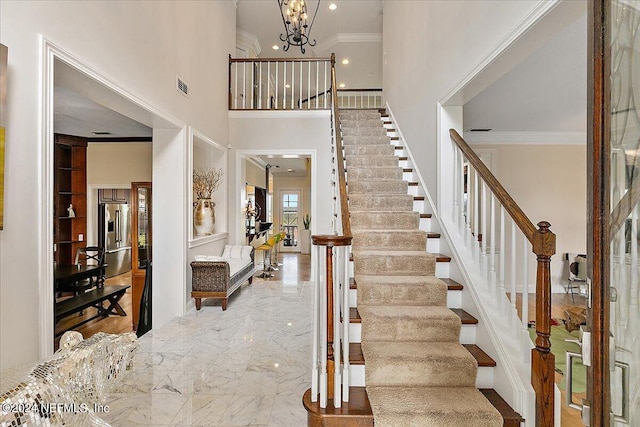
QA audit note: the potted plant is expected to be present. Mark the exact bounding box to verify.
[301,213,311,254]
[193,167,224,236]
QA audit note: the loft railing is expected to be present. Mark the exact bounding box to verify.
[449,129,556,426]
[309,54,352,409]
[228,55,331,110]
[337,88,383,109]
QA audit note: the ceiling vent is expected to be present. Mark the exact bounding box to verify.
[176,75,189,97]
[469,128,492,132]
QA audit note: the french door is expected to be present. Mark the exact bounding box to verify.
[584,1,640,425]
[280,190,301,252]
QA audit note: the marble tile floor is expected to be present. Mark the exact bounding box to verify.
[103,279,313,426]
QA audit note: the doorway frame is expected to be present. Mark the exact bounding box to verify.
[40,37,187,356]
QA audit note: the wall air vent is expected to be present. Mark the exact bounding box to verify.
[176,75,189,97]
[469,128,492,132]
[92,131,112,135]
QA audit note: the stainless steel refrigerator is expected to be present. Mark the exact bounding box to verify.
[98,203,132,278]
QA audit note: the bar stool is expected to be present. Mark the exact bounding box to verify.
[256,235,277,278]
[267,232,286,271]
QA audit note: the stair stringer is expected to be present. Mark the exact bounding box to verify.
[385,103,536,425]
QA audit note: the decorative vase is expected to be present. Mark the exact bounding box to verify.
[194,199,215,236]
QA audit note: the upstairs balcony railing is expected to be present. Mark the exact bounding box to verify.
[228,55,382,111]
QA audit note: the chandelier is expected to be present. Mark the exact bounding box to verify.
[278,0,320,54]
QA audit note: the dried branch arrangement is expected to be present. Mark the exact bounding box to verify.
[193,167,224,199]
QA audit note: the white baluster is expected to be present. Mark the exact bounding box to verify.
[299,60,303,109]
[311,244,320,402]
[258,62,262,109]
[459,156,466,236]
[521,236,529,325]
[275,62,279,109]
[333,247,342,407]
[324,61,327,109]
[316,61,319,109]
[233,61,238,109]
[242,62,246,109]
[250,61,254,109]
[473,169,480,264]
[320,246,328,408]
[342,245,350,402]
[511,221,517,323]
[489,193,496,289]
[499,207,506,302]
[481,181,488,276]
[521,236,530,363]
[453,146,459,225]
[291,61,295,109]
[283,62,287,109]
[465,165,473,249]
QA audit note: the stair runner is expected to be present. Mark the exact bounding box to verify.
[342,109,503,427]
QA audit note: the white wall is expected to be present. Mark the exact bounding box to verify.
[383,1,543,201]
[473,143,587,292]
[228,113,332,246]
[0,1,235,369]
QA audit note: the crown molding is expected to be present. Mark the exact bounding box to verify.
[236,29,262,57]
[314,32,382,53]
[464,131,586,145]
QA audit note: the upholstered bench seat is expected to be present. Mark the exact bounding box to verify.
[190,245,255,311]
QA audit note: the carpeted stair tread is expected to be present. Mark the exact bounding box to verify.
[348,194,415,211]
[341,127,388,136]
[348,180,408,195]
[342,135,391,145]
[362,341,478,387]
[366,386,503,427]
[347,166,404,181]
[359,305,461,342]
[350,211,420,230]
[344,144,395,156]
[355,274,447,306]
[352,250,436,276]
[352,229,427,251]
[346,155,399,167]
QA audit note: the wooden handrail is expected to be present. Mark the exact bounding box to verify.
[229,56,332,63]
[330,53,352,237]
[450,129,537,241]
[450,128,556,426]
[300,88,331,105]
[337,88,383,92]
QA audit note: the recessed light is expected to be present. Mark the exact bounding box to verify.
[272,45,279,50]
[329,3,337,10]
[282,154,300,159]
[287,168,294,172]
[285,84,291,88]
[339,83,346,88]
[342,59,349,65]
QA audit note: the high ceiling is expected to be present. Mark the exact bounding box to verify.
[53,1,589,146]
[236,0,384,89]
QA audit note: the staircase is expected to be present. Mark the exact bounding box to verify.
[303,109,524,426]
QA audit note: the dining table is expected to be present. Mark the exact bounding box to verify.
[54,263,106,292]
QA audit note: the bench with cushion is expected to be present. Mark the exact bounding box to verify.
[190,244,255,311]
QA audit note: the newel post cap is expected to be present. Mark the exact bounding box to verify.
[532,221,556,257]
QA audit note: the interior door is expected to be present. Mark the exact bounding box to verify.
[131,182,152,331]
[585,1,640,425]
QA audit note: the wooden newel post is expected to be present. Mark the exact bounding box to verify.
[531,221,556,427]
